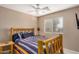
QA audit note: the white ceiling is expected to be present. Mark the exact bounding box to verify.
[0,4,78,17]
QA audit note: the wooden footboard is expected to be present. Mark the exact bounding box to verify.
[38,34,63,54]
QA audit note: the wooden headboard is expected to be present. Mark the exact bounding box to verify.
[10,28,34,41]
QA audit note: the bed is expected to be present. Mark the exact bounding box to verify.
[10,28,63,54]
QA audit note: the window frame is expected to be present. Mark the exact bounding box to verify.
[44,17,63,34]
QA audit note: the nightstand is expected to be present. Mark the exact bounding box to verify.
[0,41,14,54]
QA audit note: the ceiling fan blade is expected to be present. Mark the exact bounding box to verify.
[41,7,50,10]
[31,4,41,10]
[31,5,36,9]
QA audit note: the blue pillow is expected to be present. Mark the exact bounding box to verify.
[24,32,34,38]
[20,32,34,39]
[20,32,28,39]
[15,38,20,43]
[12,33,20,42]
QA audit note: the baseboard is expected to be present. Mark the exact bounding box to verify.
[64,48,79,54]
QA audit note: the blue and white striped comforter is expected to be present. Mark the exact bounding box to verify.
[15,36,48,54]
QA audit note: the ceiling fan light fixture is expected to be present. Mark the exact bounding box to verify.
[31,4,50,15]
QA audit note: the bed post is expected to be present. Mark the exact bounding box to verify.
[59,34,64,54]
[10,28,13,41]
[38,40,44,54]
[10,27,14,53]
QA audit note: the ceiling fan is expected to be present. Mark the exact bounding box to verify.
[31,4,50,14]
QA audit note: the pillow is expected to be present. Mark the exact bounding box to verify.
[15,38,20,43]
[18,32,24,39]
[20,32,34,39]
[12,33,20,42]
[20,32,28,39]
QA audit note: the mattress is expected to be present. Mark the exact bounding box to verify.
[14,36,48,54]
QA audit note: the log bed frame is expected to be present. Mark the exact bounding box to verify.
[10,28,63,54]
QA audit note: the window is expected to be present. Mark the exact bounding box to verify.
[53,17,63,32]
[44,19,52,33]
[44,17,63,33]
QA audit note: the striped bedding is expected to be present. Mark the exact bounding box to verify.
[14,36,48,54]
